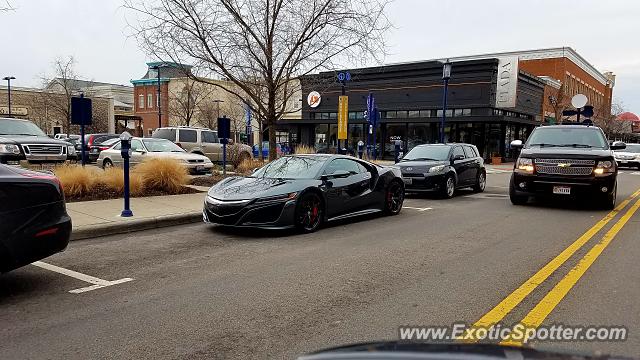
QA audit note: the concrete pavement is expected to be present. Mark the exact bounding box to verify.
[3,170,640,359]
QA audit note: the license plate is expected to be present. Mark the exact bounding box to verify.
[620,160,628,164]
[91,149,98,153]
[553,186,571,195]
[196,165,205,171]
[403,178,412,185]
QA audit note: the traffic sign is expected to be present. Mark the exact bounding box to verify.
[338,96,348,140]
[217,116,231,139]
[337,72,351,82]
[71,96,92,125]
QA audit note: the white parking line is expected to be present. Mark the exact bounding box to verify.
[32,261,133,294]
[403,206,433,212]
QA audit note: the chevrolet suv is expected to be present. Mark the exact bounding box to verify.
[509,125,625,209]
[152,126,252,164]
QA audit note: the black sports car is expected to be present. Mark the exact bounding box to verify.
[0,164,71,273]
[203,154,404,232]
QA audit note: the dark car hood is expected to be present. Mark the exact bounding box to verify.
[208,176,319,201]
[0,135,69,145]
[396,160,448,172]
[521,147,613,159]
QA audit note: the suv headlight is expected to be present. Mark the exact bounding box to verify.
[428,165,446,173]
[516,157,534,174]
[594,160,615,175]
[67,144,76,155]
[0,143,21,155]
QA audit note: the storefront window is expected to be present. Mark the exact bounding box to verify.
[420,110,434,117]
[504,124,516,159]
[314,124,328,152]
[396,110,408,118]
[407,123,437,151]
[457,123,473,144]
[486,123,502,159]
[348,124,364,154]
[328,124,338,150]
[408,110,420,118]
[384,123,406,159]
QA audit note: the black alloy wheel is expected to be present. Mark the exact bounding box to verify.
[295,192,323,233]
[384,181,404,215]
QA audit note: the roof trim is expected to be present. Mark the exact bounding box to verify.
[388,47,609,86]
[130,78,171,85]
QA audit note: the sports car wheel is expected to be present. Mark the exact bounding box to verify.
[384,181,404,215]
[295,192,323,233]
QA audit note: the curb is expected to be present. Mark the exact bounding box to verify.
[70,212,203,241]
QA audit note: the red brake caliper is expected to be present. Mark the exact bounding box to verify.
[311,202,318,221]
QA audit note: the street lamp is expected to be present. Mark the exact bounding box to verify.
[3,76,15,117]
[150,65,162,130]
[440,60,451,143]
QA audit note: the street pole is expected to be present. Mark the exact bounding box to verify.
[156,67,162,130]
[3,76,15,117]
[440,60,451,144]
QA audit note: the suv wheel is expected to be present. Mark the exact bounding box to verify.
[601,183,617,210]
[509,177,528,205]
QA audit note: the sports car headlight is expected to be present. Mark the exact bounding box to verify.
[428,165,446,173]
[255,192,298,203]
[516,157,534,174]
[594,160,615,175]
[0,143,21,155]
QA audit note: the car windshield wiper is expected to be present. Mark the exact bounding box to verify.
[5,133,38,136]
[402,157,438,161]
[529,143,562,147]
[555,144,594,148]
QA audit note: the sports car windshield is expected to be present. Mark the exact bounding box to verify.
[253,156,326,179]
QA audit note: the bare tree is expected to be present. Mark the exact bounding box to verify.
[593,99,628,140]
[196,99,219,129]
[168,78,211,126]
[0,0,15,11]
[548,82,571,124]
[125,0,390,159]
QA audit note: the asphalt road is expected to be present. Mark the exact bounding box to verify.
[3,169,640,359]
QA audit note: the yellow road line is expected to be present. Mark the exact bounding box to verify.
[501,196,640,346]
[464,188,640,341]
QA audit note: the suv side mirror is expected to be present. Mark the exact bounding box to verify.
[510,139,524,149]
[611,141,626,150]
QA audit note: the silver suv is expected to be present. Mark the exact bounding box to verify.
[152,126,252,163]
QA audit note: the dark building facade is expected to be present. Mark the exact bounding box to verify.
[277,58,545,161]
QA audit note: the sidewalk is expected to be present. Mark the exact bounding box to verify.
[67,192,207,241]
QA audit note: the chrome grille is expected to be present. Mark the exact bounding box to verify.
[535,158,595,166]
[402,173,424,177]
[535,165,593,176]
[23,144,64,155]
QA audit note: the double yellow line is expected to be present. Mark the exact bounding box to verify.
[465,188,640,345]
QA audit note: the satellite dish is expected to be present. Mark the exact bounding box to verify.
[571,94,588,109]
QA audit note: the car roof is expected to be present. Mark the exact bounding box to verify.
[0,117,33,122]
[414,143,473,147]
[537,124,601,130]
[156,126,212,130]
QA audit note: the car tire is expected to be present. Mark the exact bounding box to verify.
[294,192,324,233]
[473,170,486,193]
[384,180,404,215]
[102,159,113,169]
[509,177,528,205]
[601,183,617,210]
[441,174,456,199]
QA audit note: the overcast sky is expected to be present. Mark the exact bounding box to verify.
[1,0,638,113]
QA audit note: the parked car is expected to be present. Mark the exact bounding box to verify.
[395,143,486,198]
[252,141,288,158]
[82,133,120,163]
[152,126,253,163]
[203,154,404,233]
[0,164,71,272]
[60,137,80,161]
[509,125,625,209]
[614,142,640,169]
[97,137,213,174]
[0,117,72,164]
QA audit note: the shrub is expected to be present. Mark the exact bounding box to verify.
[101,167,124,192]
[294,144,316,154]
[54,165,96,198]
[227,143,252,168]
[133,157,189,193]
[236,158,267,176]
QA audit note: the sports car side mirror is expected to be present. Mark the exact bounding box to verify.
[320,170,350,181]
[611,141,626,150]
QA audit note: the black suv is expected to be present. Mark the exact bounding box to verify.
[509,125,625,209]
[0,118,72,164]
[396,143,486,198]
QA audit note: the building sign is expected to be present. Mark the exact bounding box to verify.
[307,91,321,108]
[495,56,519,109]
[0,106,28,116]
[338,95,348,140]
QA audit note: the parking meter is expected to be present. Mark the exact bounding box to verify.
[357,140,364,159]
[394,139,403,163]
[120,131,133,217]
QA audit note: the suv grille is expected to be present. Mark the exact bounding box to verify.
[23,144,64,155]
[535,159,595,176]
